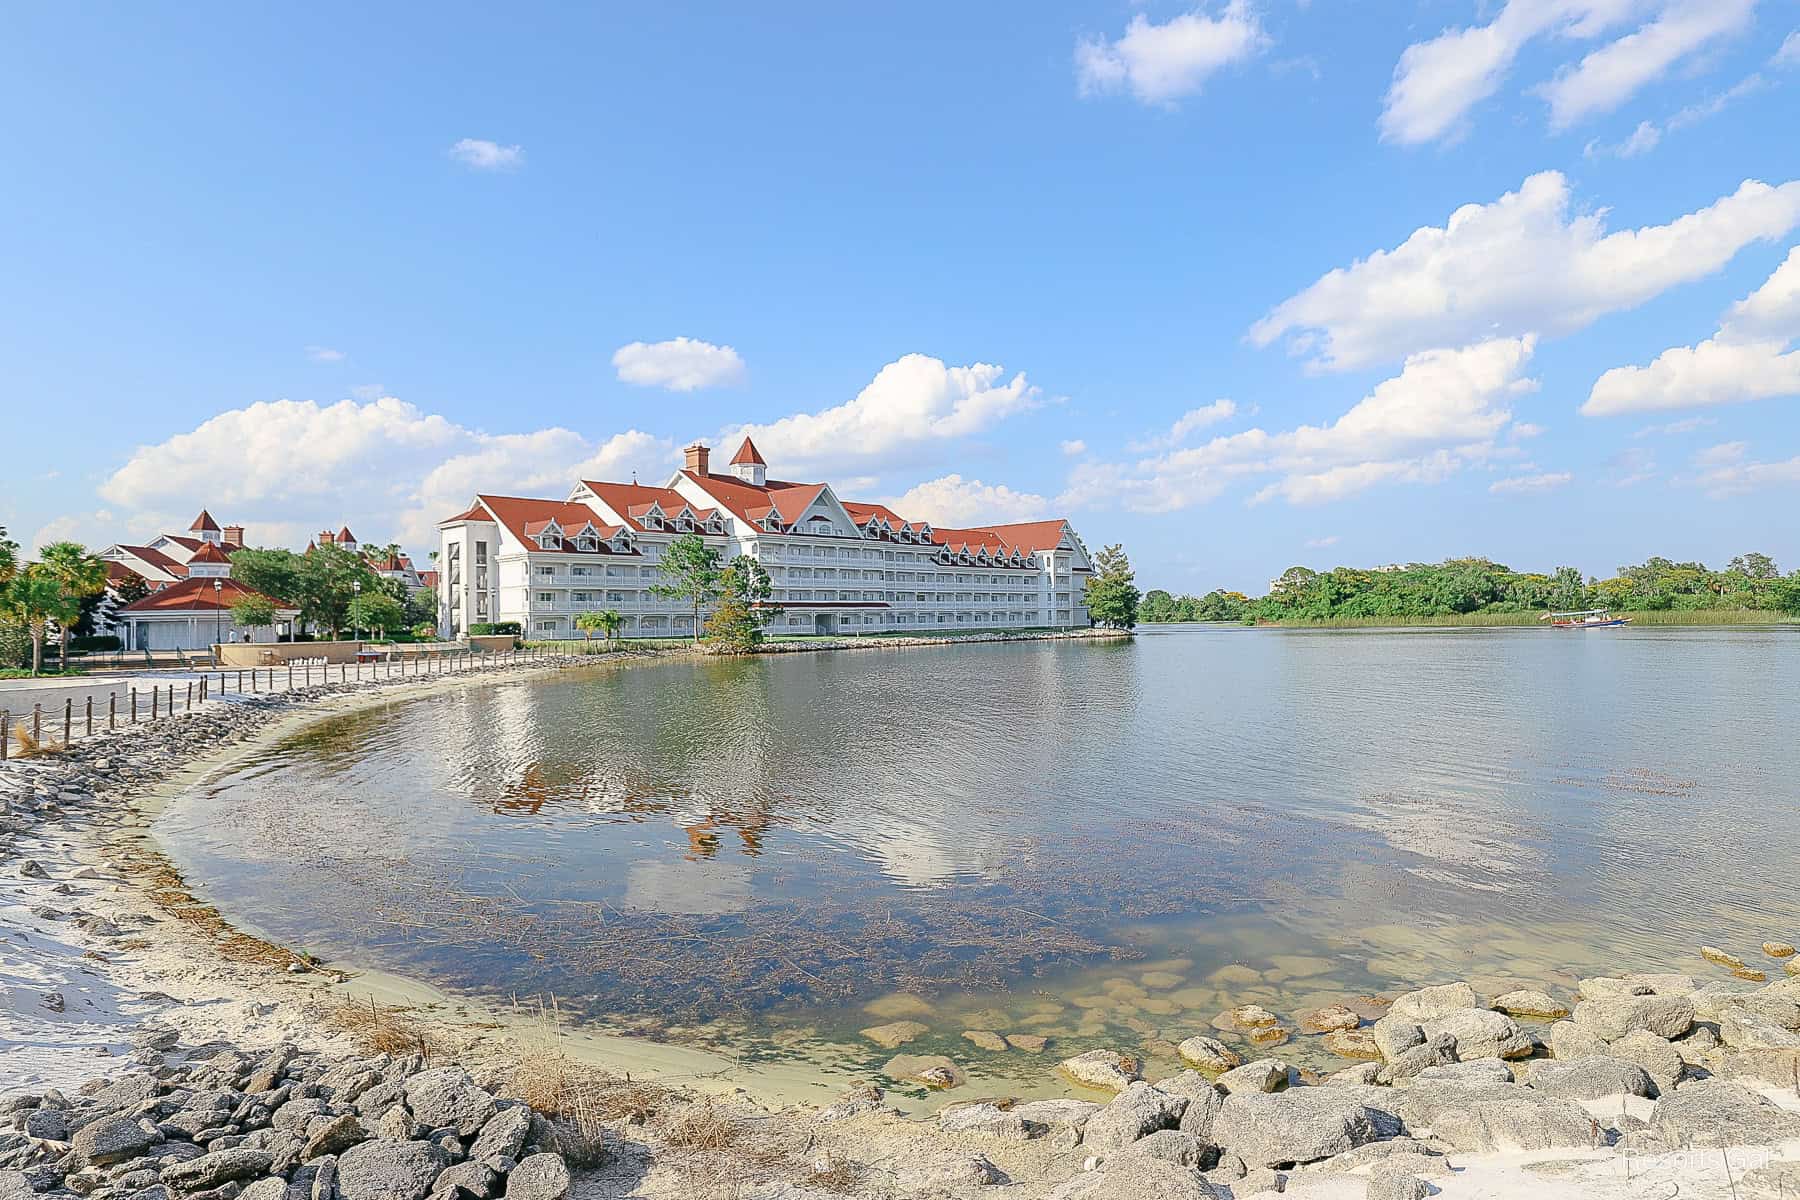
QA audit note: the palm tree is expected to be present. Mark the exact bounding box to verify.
[597,608,624,647]
[38,542,108,670]
[574,611,604,643]
[1,566,73,676]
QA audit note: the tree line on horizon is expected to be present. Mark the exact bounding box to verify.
[1142,553,1800,624]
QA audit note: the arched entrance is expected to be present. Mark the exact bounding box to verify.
[813,613,834,635]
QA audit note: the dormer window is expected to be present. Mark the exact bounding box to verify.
[575,535,597,552]
[538,534,562,550]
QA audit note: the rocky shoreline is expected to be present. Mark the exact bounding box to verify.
[5,653,1800,1198]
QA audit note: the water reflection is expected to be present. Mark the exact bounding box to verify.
[156,628,1800,1058]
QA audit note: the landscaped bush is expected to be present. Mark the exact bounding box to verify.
[468,622,522,636]
[71,635,122,652]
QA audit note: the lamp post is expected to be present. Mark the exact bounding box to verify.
[213,578,223,650]
[351,579,361,641]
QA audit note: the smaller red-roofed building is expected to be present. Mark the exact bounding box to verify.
[118,568,297,652]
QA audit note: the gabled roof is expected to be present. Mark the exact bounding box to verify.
[337,526,357,543]
[728,436,766,466]
[116,544,188,578]
[577,481,719,533]
[842,501,913,529]
[965,519,1071,552]
[121,577,294,614]
[440,502,493,525]
[475,495,635,554]
[683,471,829,529]
[187,541,232,565]
[190,510,220,533]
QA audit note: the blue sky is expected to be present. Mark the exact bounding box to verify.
[3,2,1797,593]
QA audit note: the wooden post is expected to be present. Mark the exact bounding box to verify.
[0,712,7,760]
[63,698,72,745]
[152,688,160,718]
[109,694,116,730]
[287,662,293,690]
[186,681,194,711]
[131,689,138,722]
[85,696,93,737]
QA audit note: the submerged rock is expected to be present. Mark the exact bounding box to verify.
[1491,990,1568,1018]
[1388,983,1478,1022]
[861,1021,928,1049]
[1176,1036,1241,1074]
[1059,1050,1142,1093]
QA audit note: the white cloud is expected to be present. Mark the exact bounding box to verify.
[1251,171,1800,371]
[1511,422,1548,438]
[1489,470,1574,493]
[350,383,386,401]
[612,337,747,392]
[1606,445,1658,485]
[305,345,345,363]
[1060,439,1088,456]
[94,396,675,550]
[881,474,1050,527]
[1380,0,1643,145]
[1075,2,1267,105]
[1584,245,1800,415]
[449,138,524,171]
[1537,0,1757,130]
[1584,119,1662,158]
[1130,399,1240,451]
[1305,535,1340,549]
[1634,414,1716,435]
[722,353,1039,478]
[1061,337,1538,511]
[1693,441,1800,495]
[1778,31,1800,66]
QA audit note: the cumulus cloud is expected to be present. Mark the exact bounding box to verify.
[1537,0,1756,130]
[1251,171,1800,371]
[1130,399,1240,451]
[1075,2,1267,105]
[1061,337,1538,511]
[1584,245,1800,415]
[881,474,1050,527]
[1305,535,1340,548]
[94,396,675,549]
[612,337,747,392]
[305,345,345,363]
[1779,31,1800,66]
[1380,0,1643,145]
[1060,439,1087,456]
[722,353,1039,478]
[1511,422,1548,438]
[1584,119,1662,158]
[449,138,524,170]
[1489,470,1574,493]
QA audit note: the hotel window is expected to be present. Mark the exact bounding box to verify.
[537,592,554,603]
[537,567,554,577]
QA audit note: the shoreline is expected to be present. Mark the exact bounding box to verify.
[7,641,1800,1197]
[1141,611,1794,631]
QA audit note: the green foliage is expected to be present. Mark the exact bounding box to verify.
[0,566,76,675]
[228,548,306,604]
[575,609,625,644]
[411,621,438,640]
[38,541,108,669]
[112,573,150,606]
[468,621,523,636]
[232,544,393,637]
[229,594,278,633]
[1149,551,1794,625]
[0,525,17,586]
[70,634,121,652]
[345,590,405,637]
[648,533,724,642]
[1084,544,1140,629]
[704,557,778,652]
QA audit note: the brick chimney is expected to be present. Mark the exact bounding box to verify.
[222,524,244,548]
[683,442,711,475]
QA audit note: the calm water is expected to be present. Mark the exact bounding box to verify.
[157,626,1800,1088]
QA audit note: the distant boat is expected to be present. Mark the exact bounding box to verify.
[1541,608,1631,629]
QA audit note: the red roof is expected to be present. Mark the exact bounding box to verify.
[105,561,147,585]
[163,535,205,553]
[682,471,828,529]
[116,544,188,578]
[187,542,232,565]
[965,519,1072,552]
[190,510,220,533]
[729,436,766,466]
[842,501,915,529]
[337,526,357,543]
[417,570,439,589]
[476,495,636,554]
[440,503,492,525]
[580,481,723,533]
[121,577,293,614]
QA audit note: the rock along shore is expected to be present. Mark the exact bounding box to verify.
[6,645,1800,1199]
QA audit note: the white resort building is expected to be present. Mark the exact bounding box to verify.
[437,438,1093,639]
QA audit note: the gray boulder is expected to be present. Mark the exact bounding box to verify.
[24,1108,69,1141]
[465,1108,530,1164]
[503,1154,570,1200]
[400,1072,495,1139]
[1648,1079,1800,1148]
[1609,1030,1684,1091]
[161,1150,275,1192]
[1720,1011,1800,1051]
[1527,1056,1656,1100]
[1427,1093,1599,1153]
[1009,1099,1099,1132]
[1,1171,35,1200]
[1414,1058,1512,1085]
[336,1140,445,1200]
[1082,1082,1188,1150]
[1572,994,1694,1041]
[1210,1088,1400,1168]
[937,1104,1033,1140]
[1109,1130,1209,1168]
[429,1162,498,1200]
[1370,1019,1425,1062]
[1388,983,1478,1021]
[1046,1158,1220,1200]
[1422,1009,1532,1060]
[1377,1033,1458,1084]
[1366,1169,1431,1200]
[239,1179,288,1200]
[1177,1086,1225,1142]
[73,1115,159,1167]
[1216,1059,1288,1094]
[301,1115,368,1162]
[1547,1020,1609,1061]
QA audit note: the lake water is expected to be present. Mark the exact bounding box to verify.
[156,625,1800,1092]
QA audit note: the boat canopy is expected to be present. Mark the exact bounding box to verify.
[1541,608,1615,620]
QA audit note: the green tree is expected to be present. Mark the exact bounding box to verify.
[1728,552,1779,580]
[649,533,724,643]
[301,544,382,637]
[704,556,778,652]
[576,609,625,646]
[1084,544,1141,629]
[229,594,278,641]
[38,542,108,669]
[1548,565,1588,611]
[228,548,305,605]
[1140,589,1177,623]
[346,590,404,639]
[0,526,17,586]
[411,621,437,640]
[575,611,605,642]
[1,566,76,676]
[1773,573,1800,617]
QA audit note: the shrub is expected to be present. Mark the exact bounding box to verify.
[468,621,522,636]
[70,635,122,652]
